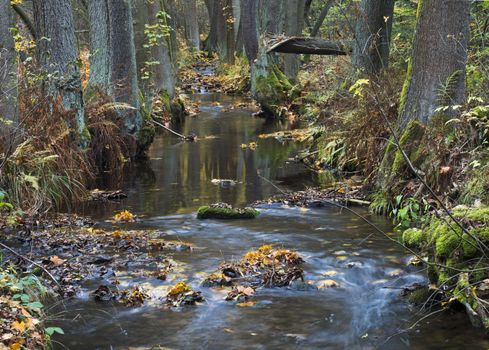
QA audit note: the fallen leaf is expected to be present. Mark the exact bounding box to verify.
[11,320,26,333]
[50,255,66,266]
[317,279,339,289]
[237,301,257,307]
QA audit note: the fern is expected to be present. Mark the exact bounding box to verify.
[437,70,461,107]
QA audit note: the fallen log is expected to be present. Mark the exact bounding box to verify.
[267,37,351,56]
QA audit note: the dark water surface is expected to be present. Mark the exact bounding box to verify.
[56,94,488,349]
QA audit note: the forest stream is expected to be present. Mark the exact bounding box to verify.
[43,93,488,350]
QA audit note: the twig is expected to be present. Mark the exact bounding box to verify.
[0,242,61,288]
[151,119,189,140]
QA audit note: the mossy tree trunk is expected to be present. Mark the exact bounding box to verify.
[376,0,471,205]
[0,0,17,144]
[352,0,395,75]
[248,0,295,118]
[33,0,88,147]
[399,0,470,127]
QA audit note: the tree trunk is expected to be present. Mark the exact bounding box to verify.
[147,0,175,97]
[133,0,150,86]
[240,0,258,62]
[107,0,141,138]
[88,0,110,91]
[250,0,295,117]
[163,0,179,67]
[399,0,470,126]
[283,0,306,80]
[0,0,17,129]
[352,0,395,74]
[223,0,235,64]
[204,0,225,53]
[310,0,335,37]
[183,0,200,51]
[33,0,87,145]
[259,0,284,34]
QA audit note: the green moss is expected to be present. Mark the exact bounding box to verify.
[399,57,413,114]
[255,63,295,117]
[433,222,462,258]
[197,206,260,220]
[454,206,489,223]
[402,228,425,248]
[391,120,426,174]
[406,287,431,304]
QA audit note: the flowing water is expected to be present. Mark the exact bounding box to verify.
[55,93,488,349]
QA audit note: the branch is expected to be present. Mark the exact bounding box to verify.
[12,4,36,40]
[0,242,61,288]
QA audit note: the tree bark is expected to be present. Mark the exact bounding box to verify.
[399,0,470,126]
[0,0,17,129]
[352,0,395,74]
[33,0,87,145]
[223,0,235,64]
[183,0,200,51]
[283,0,306,80]
[240,0,258,62]
[163,0,179,67]
[147,0,175,97]
[88,0,110,91]
[107,0,141,137]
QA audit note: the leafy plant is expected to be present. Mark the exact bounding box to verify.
[390,195,431,230]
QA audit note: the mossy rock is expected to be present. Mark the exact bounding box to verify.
[402,228,425,248]
[197,206,259,220]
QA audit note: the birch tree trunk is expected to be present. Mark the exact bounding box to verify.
[33,0,88,145]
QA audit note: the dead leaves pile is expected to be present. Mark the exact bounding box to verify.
[91,285,149,307]
[12,227,192,297]
[0,274,46,350]
[258,129,313,143]
[203,245,304,305]
[166,282,204,307]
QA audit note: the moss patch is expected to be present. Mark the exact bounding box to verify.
[402,228,424,248]
[197,206,259,220]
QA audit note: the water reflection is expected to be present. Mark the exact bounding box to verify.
[79,93,327,219]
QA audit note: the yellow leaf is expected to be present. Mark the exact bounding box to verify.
[11,320,26,333]
[10,342,22,350]
[237,301,257,307]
